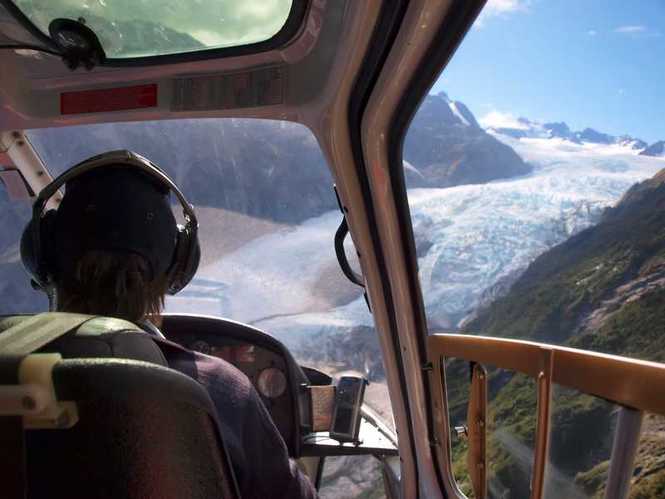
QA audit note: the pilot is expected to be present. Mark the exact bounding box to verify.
[21,151,317,499]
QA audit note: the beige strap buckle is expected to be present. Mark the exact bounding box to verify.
[0,353,78,429]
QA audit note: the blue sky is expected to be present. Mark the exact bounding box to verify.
[431,0,665,143]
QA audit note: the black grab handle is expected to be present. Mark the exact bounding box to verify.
[334,217,364,287]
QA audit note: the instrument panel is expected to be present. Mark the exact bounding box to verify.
[160,314,303,456]
[159,314,400,461]
[188,340,288,399]
[185,337,292,438]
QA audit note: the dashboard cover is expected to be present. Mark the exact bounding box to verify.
[160,314,310,457]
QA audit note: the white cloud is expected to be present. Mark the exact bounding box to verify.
[613,25,661,38]
[615,25,647,34]
[475,0,529,27]
[486,0,527,14]
[587,30,597,36]
[479,111,529,130]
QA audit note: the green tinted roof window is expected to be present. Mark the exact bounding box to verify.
[12,0,294,59]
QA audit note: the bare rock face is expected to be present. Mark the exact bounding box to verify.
[319,455,385,499]
[404,93,532,188]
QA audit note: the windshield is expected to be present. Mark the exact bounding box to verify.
[12,0,294,58]
[25,119,375,345]
[1,118,394,495]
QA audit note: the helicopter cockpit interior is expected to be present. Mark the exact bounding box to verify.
[2,0,665,498]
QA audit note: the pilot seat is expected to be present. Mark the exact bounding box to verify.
[0,312,240,499]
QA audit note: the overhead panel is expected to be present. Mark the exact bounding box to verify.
[171,66,286,112]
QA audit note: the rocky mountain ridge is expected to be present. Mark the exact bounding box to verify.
[404,92,532,188]
[488,116,659,153]
[1,92,534,315]
[640,140,665,158]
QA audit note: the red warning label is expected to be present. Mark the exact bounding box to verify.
[61,83,158,115]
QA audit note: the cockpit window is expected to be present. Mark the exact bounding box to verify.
[406,1,665,359]
[19,120,395,497]
[0,189,48,315]
[405,2,665,497]
[11,0,294,59]
[2,118,394,496]
[26,119,372,343]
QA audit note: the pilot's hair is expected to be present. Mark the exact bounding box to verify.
[56,250,168,323]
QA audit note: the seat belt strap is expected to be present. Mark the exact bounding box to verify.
[0,313,95,355]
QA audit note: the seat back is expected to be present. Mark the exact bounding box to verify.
[26,359,240,499]
[0,314,240,499]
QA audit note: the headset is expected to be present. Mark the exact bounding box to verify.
[21,150,200,296]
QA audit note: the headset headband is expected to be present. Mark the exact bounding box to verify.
[35,150,197,228]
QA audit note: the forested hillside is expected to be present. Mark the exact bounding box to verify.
[453,169,665,498]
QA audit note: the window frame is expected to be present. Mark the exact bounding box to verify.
[2,0,309,66]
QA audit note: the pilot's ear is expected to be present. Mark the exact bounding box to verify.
[21,209,58,289]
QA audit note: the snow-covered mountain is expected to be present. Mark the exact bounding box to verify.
[640,140,665,157]
[486,116,649,151]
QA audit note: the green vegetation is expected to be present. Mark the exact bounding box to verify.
[449,170,665,497]
[575,460,608,497]
[632,467,665,499]
[468,177,665,345]
[571,287,665,362]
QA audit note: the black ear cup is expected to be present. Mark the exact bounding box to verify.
[20,209,58,290]
[166,224,201,295]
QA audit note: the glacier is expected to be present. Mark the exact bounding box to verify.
[166,135,665,347]
[411,135,665,328]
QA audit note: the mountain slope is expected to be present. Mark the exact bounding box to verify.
[640,141,665,158]
[404,93,532,188]
[0,191,46,314]
[461,169,665,498]
[466,169,665,350]
[28,120,337,225]
[27,93,532,228]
